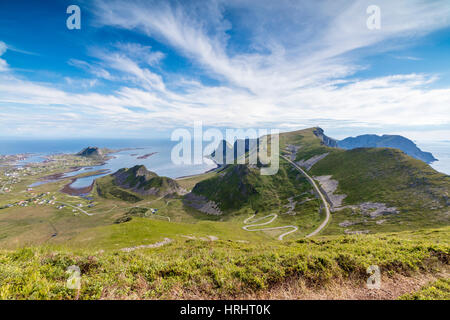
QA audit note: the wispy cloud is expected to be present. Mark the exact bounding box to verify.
[393,55,422,61]
[0,42,9,72]
[0,0,449,138]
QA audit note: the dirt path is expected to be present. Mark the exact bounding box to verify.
[121,238,173,252]
[281,155,330,237]
[242,214,298,240]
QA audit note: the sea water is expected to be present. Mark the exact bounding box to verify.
[0,139,217,189]
[415,140,450,176]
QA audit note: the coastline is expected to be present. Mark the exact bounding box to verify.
[61,179,95,196]
[60,169,110,196]
[175,159,223,180]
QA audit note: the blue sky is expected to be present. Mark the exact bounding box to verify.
[0,0,449,140]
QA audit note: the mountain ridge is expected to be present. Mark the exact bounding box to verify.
[338,134,437,164]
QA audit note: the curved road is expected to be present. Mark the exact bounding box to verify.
[281,155,331,238]
[242,213,298,240]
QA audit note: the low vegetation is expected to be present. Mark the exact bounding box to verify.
[0,227,448,299]
[399,278,450,300]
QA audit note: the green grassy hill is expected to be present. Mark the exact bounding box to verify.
[279,127,336,160]
[186,127,450,235]
[278,127,450,235]
[191,161,313,212]
[96,165,182,202]
[0,226,448,299]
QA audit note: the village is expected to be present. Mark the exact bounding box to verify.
[0,154,102,215]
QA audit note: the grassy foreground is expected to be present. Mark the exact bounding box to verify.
[399,278,450,300]
[0,227,448,300]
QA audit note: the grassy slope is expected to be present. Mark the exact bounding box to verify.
[192,160,314,212]
[311,148,449,234]
[399,278,450,300]
[279,127,334,161]
[189,159,324,237]
[95,175,145,203]
[279,128,450,235]
[115,165,179,193]
[0,226,448,299]
[310,147,449,207]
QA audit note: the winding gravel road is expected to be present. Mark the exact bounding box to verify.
[281,155,331,238]
[242,213,298,240]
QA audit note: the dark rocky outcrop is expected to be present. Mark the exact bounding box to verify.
[313,127,338,148]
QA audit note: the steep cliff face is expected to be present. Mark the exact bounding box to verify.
[313,127,338,148]
[338,134,437,164]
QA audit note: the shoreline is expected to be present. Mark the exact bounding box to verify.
[175,160,223,180]
[60,169,110,196]
[60,179,95,196]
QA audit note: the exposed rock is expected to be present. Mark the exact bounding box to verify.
[344,229,370,235]
[339,220,359,227]
[285,144,301,161]
[183,192,222,215]
[313,127,338,148]
[335,202,399,218]
[283,197,297,215]
[314,175,347,208]
[121,238,173,252]
[296,153,329,170]
[181,235,219,241]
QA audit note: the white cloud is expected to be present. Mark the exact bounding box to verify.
[0,41,8,72]
[0,0,450,138]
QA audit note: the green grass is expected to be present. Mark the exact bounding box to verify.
[399,278,450,300]
[0,226,448,299]
[192,160,316,213]
[310,148,450,234]
[95,175,144,203]
[310,147,449,206]
[277,127,450,235]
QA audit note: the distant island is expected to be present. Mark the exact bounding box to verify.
[338,134,437,164]
[136,152,157,159]
[76,146,104,158]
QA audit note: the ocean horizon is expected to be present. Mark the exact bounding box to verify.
[1,138,449,177]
